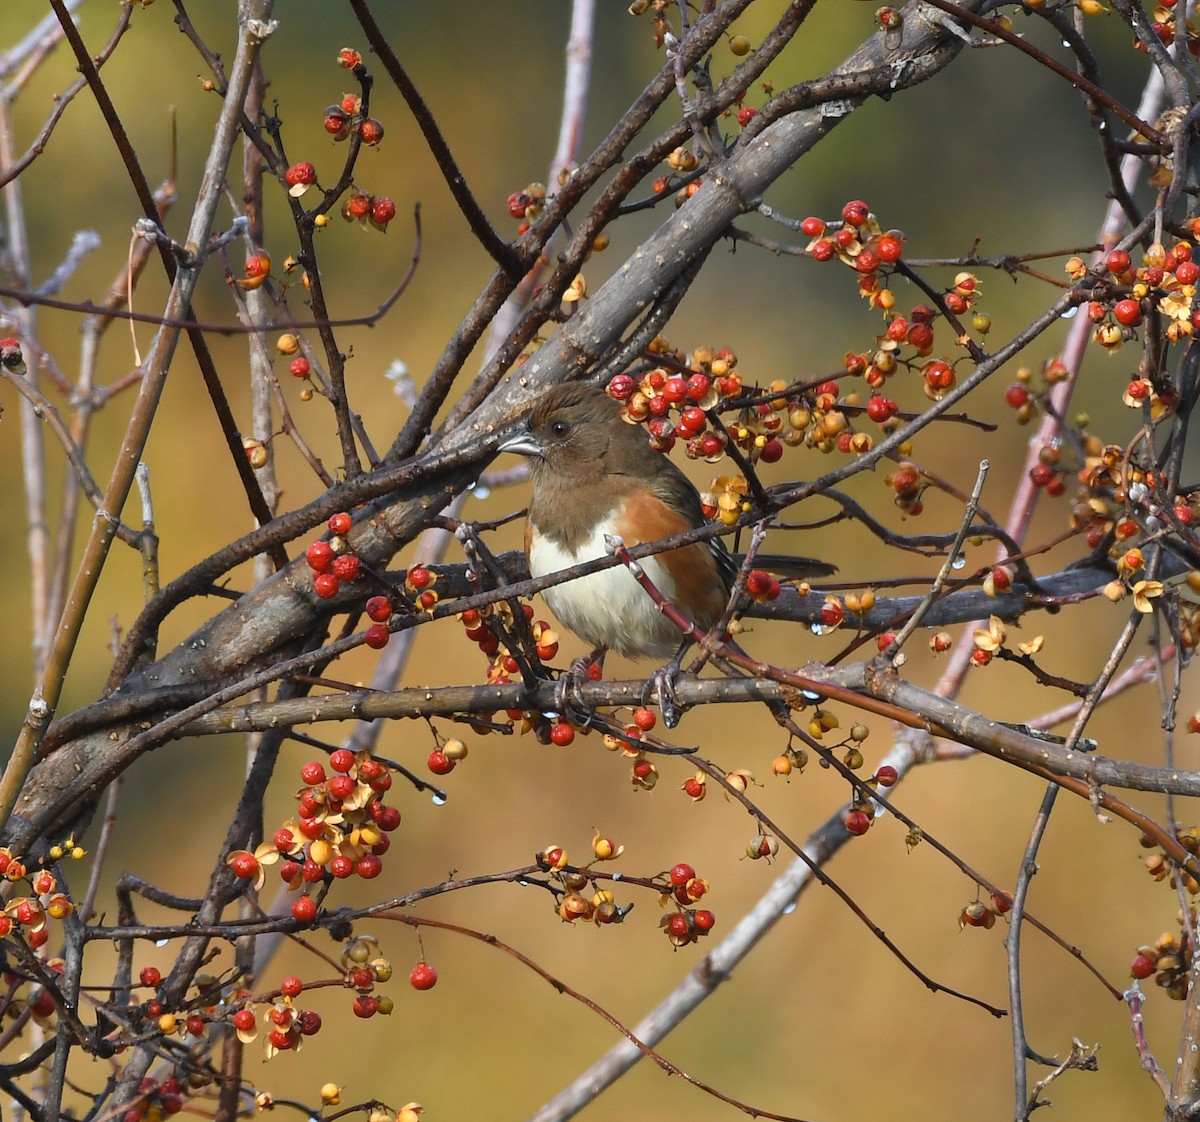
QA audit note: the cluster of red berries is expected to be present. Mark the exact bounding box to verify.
[1128,827,1200,996]
[0,843,84,963]
[605,338,846,470]
[1133,5,1200,55]
[660,862,715,946]
[304,511,385,621]
[958,892,1013,930]
[1130,929,1194,1000]
[322,50,384,149]
[999,358,1070,429]
[647,145,705,209]
[233,992,325,1056]
[133,966,221,1047]
[884,460,926,517]
[226,748,401,922]
[840,758,897,837]
[460,600,558,684]
[341,190,397,231]
[537,837,636,926]
[122,1076,185,1120]
[1078,241,1199,361]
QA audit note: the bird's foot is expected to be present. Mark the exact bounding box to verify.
[553,648,605,726]
[648,657,687,729]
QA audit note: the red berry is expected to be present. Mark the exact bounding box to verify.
[841,199,869,226]
[632,707,657,731]
[427,750,455,775]
[291,896,317,923]
[356,854,383,879]
[329,748,355,773]
[329,774,355,800]
[855,248,880,274]
[670,862,696,887]
[1113,299,1143,327]
[1176,260,1200,284]
[1131,953,1155,979]
[364,623,390,649]
[300,761,326,785]
[811,238,835,261]
[607,373,637,399]
[875,765,898,787]
[1029,462,1056,487]
[370,196,397,228]
[1106,249,1131,275]
[800,216,825,237]
[331,554,361,581]
[820,601,845,627]
[297,816,324,840]
[665,913,691,939]
[229,852,260,879]
[758,437,783,464]
[289,356,311,379]
[358,117,385,146]
[408,565,432,589]
[409,962,438,991]
[736,105,757,126]
[280,976,303,998]
[375,804,402,831]
[907,322,934,350]
[924,361,954,391]
[233,1008,256,1032]
[330,855,355,878]
[1004,384,1029,408]
[346,192,370,219]
[549,722,575,746]
[876,234,902,262]
[305,541,334,571]
[301,860,324,883]
[328,512,352,535]
[844,810,871,835]
[352,994,379,1018]
[313,572,340,599]
[323,109,351,138]
[285,162,316,187]
[663,376,687,403]
[352,967,375,990]
[297,1010,322,1035]
[139,966,162,988]
[865,395,894,422]
[693,909,716,932]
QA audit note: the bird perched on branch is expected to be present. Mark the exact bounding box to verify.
[497,380,834,669]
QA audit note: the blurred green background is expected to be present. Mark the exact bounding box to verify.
[0,1,1194,1119]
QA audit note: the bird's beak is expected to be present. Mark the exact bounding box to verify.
[497,424,543,459]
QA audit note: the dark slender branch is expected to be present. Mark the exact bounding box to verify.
[346,0,521,275]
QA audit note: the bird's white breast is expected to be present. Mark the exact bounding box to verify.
[528,514,685,659]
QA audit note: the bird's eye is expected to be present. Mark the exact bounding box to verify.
[550,419,571,439]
